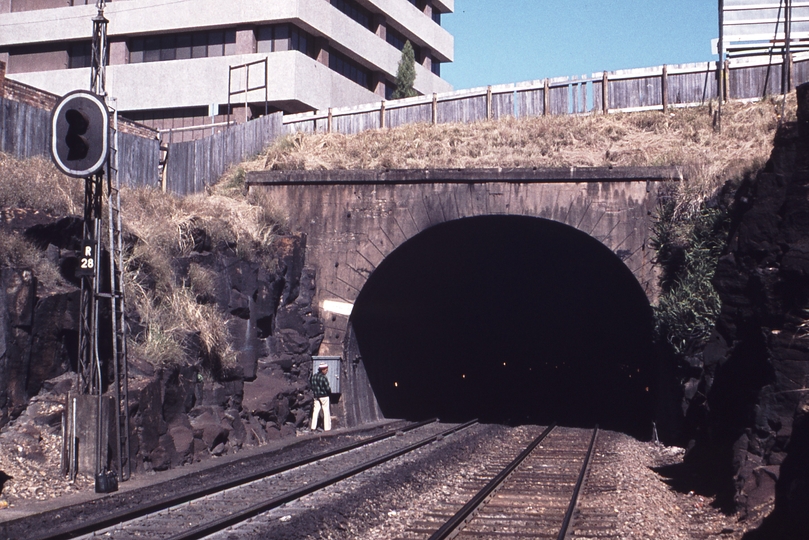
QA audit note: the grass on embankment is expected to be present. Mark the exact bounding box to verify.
[238,94,794,220]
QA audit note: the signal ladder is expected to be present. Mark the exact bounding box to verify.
[104,100,131,482]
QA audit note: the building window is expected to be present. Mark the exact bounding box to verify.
[330,0,372,30]
[329,49,370,89]
[129,29,236,64]
[256,24,316,58]
[68,41,92,69]
[432,10,441,25]
[386,27,407,51]
[431,59,440,76]
[290,26,316,58]
[256,25,276,53]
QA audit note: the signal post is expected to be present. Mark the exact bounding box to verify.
[50,0,130,493]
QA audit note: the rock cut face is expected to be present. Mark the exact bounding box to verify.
[351,215,656,435]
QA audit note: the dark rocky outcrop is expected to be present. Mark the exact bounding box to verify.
[122,233,323,472]
[0,268,79,430]
[0,210,324,474]
[677,85,809,536]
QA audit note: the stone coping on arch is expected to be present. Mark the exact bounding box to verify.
[246,166,684,186]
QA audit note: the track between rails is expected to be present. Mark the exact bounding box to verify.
[49,420,474,540]
[394,425,599,540]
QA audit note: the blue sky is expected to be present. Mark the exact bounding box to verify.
[442,1,719,90]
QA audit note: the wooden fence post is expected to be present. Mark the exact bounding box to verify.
[161,143,169,193]
[788,54,794,91]
[662,65,668,113]
[380,100,386,129]
[602,71,609,114]
[724,60,730,101]
[581,81,587,114]
[543,79,550,116]
[432,93,438,124]
[327,108,333,133]
[486,85,492,120]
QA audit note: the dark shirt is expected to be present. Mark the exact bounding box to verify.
[311,371,331,398]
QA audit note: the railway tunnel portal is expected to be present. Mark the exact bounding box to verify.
[247,167,679,436]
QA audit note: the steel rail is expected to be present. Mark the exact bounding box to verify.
[33,419,438,540]
[428,423,558,540]
[165,419,478,540]
[557,425,599,540]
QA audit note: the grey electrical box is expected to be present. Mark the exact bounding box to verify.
[312,356,341,394]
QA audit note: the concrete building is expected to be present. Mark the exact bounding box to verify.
[0,0,453,135]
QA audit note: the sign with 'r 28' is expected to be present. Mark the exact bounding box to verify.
[77,241,96,277]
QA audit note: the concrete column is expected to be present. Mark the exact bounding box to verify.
[7,48,67,74]
[235,27,256,55]
[373,14,386,40]
[423,1,432,18]
[0,0,10,14]
[316,37,329,66]
[109,39,127,65]
[371,72,386,98]
[232,104,251,123]
[420,47,432,71]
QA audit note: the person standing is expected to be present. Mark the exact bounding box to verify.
[310,362,332,431]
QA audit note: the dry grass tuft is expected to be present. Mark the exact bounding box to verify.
[128,282,236,371]
[0,153,83,215]
[122,186,284,370]
[0,232,64,289]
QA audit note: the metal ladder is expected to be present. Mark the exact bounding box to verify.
[105,101,131,481]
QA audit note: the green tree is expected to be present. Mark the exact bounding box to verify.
[392,41,418,99]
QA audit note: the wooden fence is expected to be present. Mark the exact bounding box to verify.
[117,131,161,189]
[0,97,50,159]
[1,96,160,188]
[164,111,283,196]
[284,52,809,135]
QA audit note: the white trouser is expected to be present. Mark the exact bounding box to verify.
[311,396,331,431]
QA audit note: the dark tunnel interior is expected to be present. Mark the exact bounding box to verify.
[350,215,656,437]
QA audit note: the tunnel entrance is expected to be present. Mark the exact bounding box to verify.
[350,215,656,436]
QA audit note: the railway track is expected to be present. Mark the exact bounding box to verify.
[395,424,599,540]
[19,419,474,540]
[6,422,622,540]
